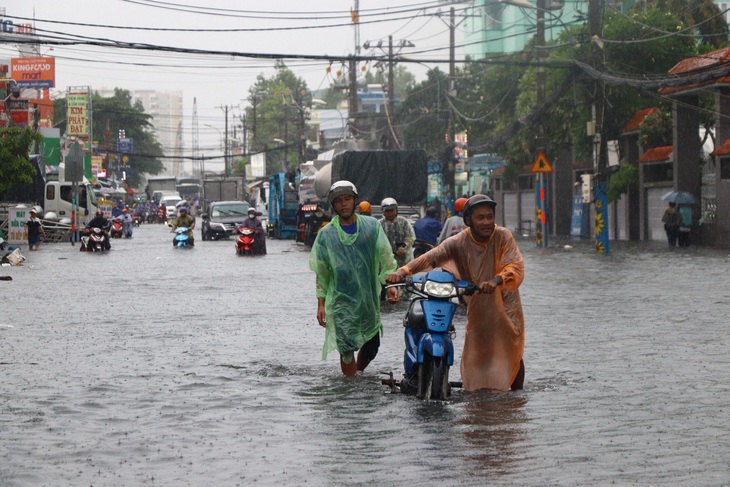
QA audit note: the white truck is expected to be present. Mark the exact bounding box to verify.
[42,162,102,224]
[0,162,103,245]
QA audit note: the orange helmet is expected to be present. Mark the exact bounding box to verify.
[358,201,372,214]
[454,197,468,213]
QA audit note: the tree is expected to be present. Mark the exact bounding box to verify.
[397,68,449,155]
[53,89,165,188]
[245,61,314,174]
[365,64,416,103]
[0,126,43,200]
[630,0,729,47]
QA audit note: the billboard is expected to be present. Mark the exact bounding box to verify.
[11,57,55,88]
[67,92,89,136]
[7,98,29,127]
[251,152,265,178]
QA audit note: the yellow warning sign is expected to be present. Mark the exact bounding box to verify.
[530,151,553,173]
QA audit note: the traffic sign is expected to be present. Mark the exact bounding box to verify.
[530,151,553,173]
[66,141,85,182]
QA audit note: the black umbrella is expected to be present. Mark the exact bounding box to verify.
[661,190,700,205]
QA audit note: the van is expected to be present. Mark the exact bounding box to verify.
[159,195,183,219]
[152,190,179,205]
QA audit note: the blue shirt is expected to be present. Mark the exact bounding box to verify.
[413,216,443,245]
[340,222,357,235]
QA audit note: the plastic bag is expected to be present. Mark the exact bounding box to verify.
[2,248,26,266]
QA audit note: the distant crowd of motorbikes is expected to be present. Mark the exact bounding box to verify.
[80,202,265,255]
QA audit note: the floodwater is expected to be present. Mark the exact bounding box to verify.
[1,222,729,486]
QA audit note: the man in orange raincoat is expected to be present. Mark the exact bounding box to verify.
[386,194,525,391]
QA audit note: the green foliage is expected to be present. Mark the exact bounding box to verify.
[365,65,416,103]
[631,0,729,47]
[396,68,449,155]
[638,111,673,147]
[245,60,313,174]
[0,126,43,200]
[608,163,638,202]
[53,88,165,188]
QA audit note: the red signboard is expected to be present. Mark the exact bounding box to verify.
[7,98,29,127]
[11,57,55,89]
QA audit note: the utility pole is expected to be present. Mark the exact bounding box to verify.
[223,105,230,178]
[251,96,258,149]
[388,35,395,125]
[535,0,549,248]
[448,7,456,144]
[348,0,360,138]
[589,0,609,254]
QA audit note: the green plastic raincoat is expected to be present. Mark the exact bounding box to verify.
[401,226,525,391]
[309,215,397,360]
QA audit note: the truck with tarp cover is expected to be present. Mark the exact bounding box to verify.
[296,150,428,245]
[202,176,245,210]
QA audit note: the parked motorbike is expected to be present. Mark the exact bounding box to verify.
[110,218,123,238]
[235,226,257,255]
[80,227,108,252]
[172,226,193,248]
[383,268,477,400]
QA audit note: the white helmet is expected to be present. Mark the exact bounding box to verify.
[327,180,358,206]
[381,197,398,211]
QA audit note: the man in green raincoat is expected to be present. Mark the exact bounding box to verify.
[309,181,399,377]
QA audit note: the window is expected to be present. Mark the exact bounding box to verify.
[60,185,89,209]
[721,158,730,180]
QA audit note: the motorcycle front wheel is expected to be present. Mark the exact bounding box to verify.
[417,354,450,400]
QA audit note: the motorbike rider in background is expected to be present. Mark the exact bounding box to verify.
[413,206,442,246]
[170,206,195,246]
[379,197,415,268]
[438,197,468,243]
[85,209,112,250]
[357,201,372,216]
[241,207,266,254]
[117,208,134,238]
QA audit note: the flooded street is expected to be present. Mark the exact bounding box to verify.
[2,222,729,486]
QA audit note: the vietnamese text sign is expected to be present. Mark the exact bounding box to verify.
[67,93,89,136]
[7,98,29,127]
[8,206,29,245]
[11,57,55,88]
[117,137,133,153]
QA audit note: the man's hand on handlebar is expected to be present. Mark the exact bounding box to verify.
[478,276,503,294]
[386,270,407,285]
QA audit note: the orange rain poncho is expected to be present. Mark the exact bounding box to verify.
[400,226,525,391]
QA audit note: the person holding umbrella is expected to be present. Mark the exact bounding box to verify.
[661,190,699,248]
[677,205,693,247]
[662,202,680,248]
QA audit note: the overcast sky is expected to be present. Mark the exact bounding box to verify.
[2,1,464,170]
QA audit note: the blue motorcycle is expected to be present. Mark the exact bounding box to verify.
[384,269,477,400]
[173,226,193,248]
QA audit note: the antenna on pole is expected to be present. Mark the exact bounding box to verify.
[192,97,200,178]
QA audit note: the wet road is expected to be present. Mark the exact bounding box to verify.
[1,222,729,486]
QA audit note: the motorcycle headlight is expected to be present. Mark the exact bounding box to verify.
[423,280,456,298]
